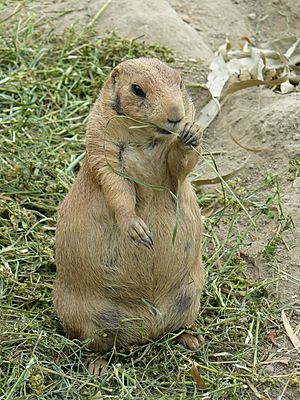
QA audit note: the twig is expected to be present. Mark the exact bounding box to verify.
[86,0,113,29]
[40,366,100,388]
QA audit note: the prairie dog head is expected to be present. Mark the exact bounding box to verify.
[102,58,192,135]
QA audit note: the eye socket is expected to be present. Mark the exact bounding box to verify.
[131,84,145,98]
[180,80,183,89]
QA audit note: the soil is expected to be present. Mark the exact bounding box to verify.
[3,0,299,398]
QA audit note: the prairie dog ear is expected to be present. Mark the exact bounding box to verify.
[111,65,122,80]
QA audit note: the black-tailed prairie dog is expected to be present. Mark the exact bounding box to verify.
[54,57,204,352]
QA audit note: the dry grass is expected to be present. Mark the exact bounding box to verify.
[0,16,297,400]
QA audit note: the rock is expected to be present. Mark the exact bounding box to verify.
[264,364,275,374]
[248,13,257,20]
[182,14,191,24]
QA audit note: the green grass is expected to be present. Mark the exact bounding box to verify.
[288,157,300,181]
[0,16,295,400]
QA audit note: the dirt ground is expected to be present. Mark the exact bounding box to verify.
[3,0,299,398]
[168,0,300,302]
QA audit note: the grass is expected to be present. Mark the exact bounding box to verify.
[288,157,300,181]
[0,15,298,400]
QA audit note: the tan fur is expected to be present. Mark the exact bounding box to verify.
[54,58,204,352]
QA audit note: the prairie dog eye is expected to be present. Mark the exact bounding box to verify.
[180,80,183,89]
[131,84,145,98]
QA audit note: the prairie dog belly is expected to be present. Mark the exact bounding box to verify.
[83,189,203,338]
[56,164,202,285]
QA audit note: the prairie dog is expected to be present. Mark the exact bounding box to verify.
[54,58,204,352]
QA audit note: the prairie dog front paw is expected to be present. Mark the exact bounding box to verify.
[178,122,202,148]
[123,216,153,250]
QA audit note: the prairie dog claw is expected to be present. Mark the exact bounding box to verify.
[126,217,153,249]
[178,122,202,147]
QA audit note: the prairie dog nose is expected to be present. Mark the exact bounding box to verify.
[167,102,185,124]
